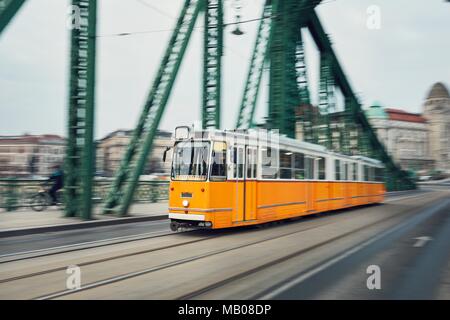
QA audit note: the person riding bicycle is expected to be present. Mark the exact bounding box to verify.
[47,165,64,205]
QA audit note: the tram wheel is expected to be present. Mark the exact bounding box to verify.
[170,221,179,232]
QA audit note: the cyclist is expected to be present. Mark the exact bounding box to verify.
[47,164,64,205]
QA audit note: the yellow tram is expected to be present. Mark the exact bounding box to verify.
[167,127,385,231]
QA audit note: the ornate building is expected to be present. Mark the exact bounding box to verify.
[96,129,172,177]
[365,104,433,172]
[422,82,450,172]
[0,134,65,177]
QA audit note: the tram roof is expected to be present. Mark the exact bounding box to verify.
[182,129,383,167]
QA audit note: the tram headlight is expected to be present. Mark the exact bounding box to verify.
[182,200,189,208]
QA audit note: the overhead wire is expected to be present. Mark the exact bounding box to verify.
[96,0,337,38]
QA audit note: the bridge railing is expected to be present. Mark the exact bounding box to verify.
[0,178,170,211]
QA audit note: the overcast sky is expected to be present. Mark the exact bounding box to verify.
[1,0,449,139]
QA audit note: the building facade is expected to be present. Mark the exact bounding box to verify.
[365,105,434,172]
[0,134,65,178]
[96,129,172,177]
[422,82,450,172]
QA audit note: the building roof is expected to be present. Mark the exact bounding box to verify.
[385,108,427,123]
[426,82,450,100]
[365,103,387,119]
[0,134,65,145]
[98,129,172,142]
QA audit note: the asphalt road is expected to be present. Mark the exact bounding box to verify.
[260,195,450,299]
[0,188,431,257]
[0,219,171,257]
[0,187,448,300]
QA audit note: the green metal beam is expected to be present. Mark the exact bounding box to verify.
[235,0,273,129]
[103,0,202,216]
[306,10,415,190]
[296,30,310,106]
[0,0,26,35]
[318,52,334,149]
[268,0,302,138]
[202,0,223,129]
[65,0,97,220]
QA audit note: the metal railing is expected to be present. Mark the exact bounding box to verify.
[0,178,169,211]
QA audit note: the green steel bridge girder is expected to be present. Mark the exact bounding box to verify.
[235,0,273,129]
[103,0,203,216]
[0,0,27,34]
[65,0,97,220]
[268,0,304,138]
[306,10,415,190]
[203,0,223,129]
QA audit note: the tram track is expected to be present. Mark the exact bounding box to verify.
[0,228,173,264]
[176,193,448,300]
[0,230,224,284]
[0,190,442,300]
[0,188,429,266]
[35,219,343,300]
[33,192,444,299]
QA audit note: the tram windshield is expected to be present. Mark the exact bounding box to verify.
[171,141,210,181]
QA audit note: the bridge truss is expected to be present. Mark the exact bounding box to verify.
[0,0,415,219]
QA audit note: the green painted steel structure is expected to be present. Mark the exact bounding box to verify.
[103,0,203,216]
[1,0,416,219]
[235,0,272,129]
[0,0,27,34]
[65,0,97,219]
[203,0,223,129]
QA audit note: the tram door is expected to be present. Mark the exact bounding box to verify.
[230,145,257,222]
[231,146,245,222]
[305,157,315,213]
[245,146,257,221]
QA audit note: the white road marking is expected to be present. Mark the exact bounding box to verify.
[413,236,432,247]
[259,199,449,300]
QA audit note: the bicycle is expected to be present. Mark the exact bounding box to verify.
[29,185,64,212]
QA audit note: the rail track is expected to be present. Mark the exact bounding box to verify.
[0,190,442,300]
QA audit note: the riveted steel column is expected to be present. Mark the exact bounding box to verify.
[65,0,97,219]
[0,0,27,34]
[203,0,223,129]
[236,0,273,129]
[103,0,202,216]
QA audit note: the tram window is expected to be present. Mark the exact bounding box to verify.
[335,159,341,180]
[237,148,244,178]
[364,165,369,181]
[246,148,257,179]
[305,157,314,179]
[210,142,227,181]
[318,157,326,180]
[352,163,358,181]
[375,167,384,182]
[343,162,349,180]
[369,166,375,182]
[231,147,237,178]
[261,147,278,179]
[294,153,305,179]
[280,150,293,179]
[171,141,209,181]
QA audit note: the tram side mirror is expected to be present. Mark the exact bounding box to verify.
[162,146,171,163]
